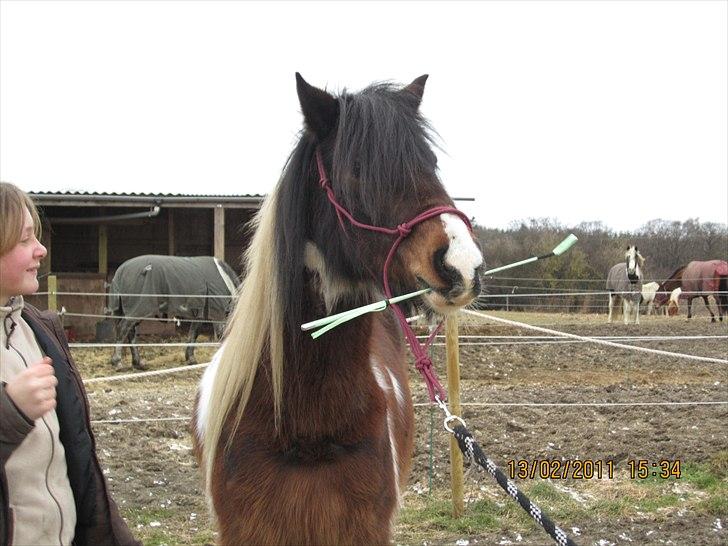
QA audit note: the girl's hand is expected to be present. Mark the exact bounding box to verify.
[5,357,57,421]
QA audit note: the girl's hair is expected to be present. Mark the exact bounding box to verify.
[0,182,42,256]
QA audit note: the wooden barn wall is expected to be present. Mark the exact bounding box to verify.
[47,223,99,273]
[41,206,255,277]
[106,211,174,271]
[31,204,257,341]
[25,274,106,341]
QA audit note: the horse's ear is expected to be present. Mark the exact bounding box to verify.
[402,74,429,106]
[296,73,339,140]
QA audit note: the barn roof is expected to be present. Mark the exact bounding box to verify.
[29,190,265,209]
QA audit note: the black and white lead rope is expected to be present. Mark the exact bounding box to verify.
[435,396,577,546]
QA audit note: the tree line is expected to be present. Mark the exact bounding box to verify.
[473,218,728,313]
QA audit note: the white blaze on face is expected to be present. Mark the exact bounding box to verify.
[440,213,483,289]
[626,246,641,278]
[627,247,636,273]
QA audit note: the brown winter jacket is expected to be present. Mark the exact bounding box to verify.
[0,302,140,546]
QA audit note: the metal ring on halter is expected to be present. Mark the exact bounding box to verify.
[434,394,467,433]
[444,414,466,434]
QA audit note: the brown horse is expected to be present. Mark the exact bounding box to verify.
[653,265,686,310]
[680,260,728,321]
[192,74,483,545]
[654,261,728,321]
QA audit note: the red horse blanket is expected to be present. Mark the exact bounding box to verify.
[681,260,728,294]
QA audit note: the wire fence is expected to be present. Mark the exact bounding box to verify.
[39,284,726,324]
[89,400,728,426]
[461,309,728,364]
[72,304,728,439]
[68,334,728,349]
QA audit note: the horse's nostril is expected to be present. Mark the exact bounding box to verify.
[434,247,447,269]
[433,248,461,293]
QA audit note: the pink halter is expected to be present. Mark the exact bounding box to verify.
[315,148,472,401]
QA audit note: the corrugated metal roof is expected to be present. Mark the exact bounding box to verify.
[29,190,265,198]
[29,190,266,210]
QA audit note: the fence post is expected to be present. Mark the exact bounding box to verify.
[98,225,108,276]
[445,313,464,517]
[47,275,57,312]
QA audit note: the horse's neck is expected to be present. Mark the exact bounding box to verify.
[295,277,387,372]
[664,278,681,291]
[276,278,397,441]
[655,277,681,303]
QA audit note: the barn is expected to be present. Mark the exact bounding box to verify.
[27,191,264,339]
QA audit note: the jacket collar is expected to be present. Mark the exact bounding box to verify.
[0,295,24,320]
[1,296,24,349]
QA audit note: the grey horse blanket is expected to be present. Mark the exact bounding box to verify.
[108,255,238,321]
[606,263,642,302]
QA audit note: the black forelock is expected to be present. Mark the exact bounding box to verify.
[331,83,442,226]
[273,80,447,346]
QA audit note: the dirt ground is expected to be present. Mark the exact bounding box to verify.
[76,311,727,545]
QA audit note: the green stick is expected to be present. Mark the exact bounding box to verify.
[301,233,578,337]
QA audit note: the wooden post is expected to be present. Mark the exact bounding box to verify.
[446,313,464,518]
[213,205,225,261]
[47,275,57,312]
[168,209,175,256]
[98,225,108,277]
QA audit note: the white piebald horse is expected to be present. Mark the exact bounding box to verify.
[641,281,659,315]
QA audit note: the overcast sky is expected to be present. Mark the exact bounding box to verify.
[1,0,726,232]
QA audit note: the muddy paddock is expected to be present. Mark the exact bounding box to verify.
[77,311,726,545]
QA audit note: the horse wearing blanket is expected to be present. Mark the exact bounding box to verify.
[108,255,238,369]
[606,245,644,324]
[192,74,483,546]
[680,260,728,321]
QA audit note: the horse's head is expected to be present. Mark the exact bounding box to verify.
[624,245,644,283]
[291,73,484,315]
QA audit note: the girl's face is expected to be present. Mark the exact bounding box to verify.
[0,207,47,303]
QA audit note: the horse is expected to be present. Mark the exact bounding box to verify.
[107,255,239,370]
[679,260,728,321]
[640,281,659,315]
[667,287,681,316]
[606,245,645,324]
[653,265,686,312]
[191,74,484,546]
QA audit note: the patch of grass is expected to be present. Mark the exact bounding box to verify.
[681,462,722,491]
[696,495,728,516]
[397,481,585,543]
[124,507,216,546]
[636,494,680,512]
[138,530,172,546]
[125,507,176,526]
[708,450,728,478]
[526,481,573,504]
[591,497,632,517]
[398,497,502,535]
[564,490,679,519]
